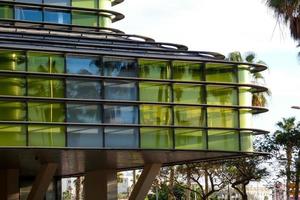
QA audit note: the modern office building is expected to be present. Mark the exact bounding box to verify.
[0,0,268,199]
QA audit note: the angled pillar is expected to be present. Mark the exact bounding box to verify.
[27,163,58,200]
[0,169,19,200]
[129,163,162,200]
[84,169,117,200]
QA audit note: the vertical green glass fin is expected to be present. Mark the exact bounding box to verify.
[206,63,237,83]
[99,0,111,9]
[138,59,171,79]
[0,50,26,71]
[99,16,112,27]
[28,53,65,73]
[173,61,202,81]
[240,131,253,152]
[0,4,13,19]
[72,0,97,8]
[175,129,206,150]
[238,65,251,83]
[0,125,26,146]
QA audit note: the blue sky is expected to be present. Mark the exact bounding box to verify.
[112,0,300,133]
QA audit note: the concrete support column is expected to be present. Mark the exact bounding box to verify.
[84,169,117,200]
[0,169,19,200]
[27,163,58,200]
[129,163,162,200]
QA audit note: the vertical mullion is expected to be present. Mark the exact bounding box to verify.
[136,58,141,149]
[63,53,68,147]
[25,51,29,146]
[202,62,209,150]
[100,56,105,148]
[235,64,242,151]
[170,60,175,150]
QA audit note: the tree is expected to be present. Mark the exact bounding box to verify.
[265,0,300,41]
[225,157,268,200]
[259,117,300,200]
[227,51,271,107]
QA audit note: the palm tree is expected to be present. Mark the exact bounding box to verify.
[227,51,271,107]
[274,117,298,200]
[265,0,300,41]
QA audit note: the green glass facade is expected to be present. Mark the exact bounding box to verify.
[0,50,261,152]
[0,0,117,28]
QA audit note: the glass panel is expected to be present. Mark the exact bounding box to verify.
[0,77,26,96]
[16,0,42,3]
[140,105,172,125]
[72,11,97,27]
[140,128,173,149]
[0,125,26,146]
[173,84,204,104]
[240,109,252,128]
[99,16,111,27]
[44,0,70,6]
[138,59,170,79]
[139,82,171,102]
[0,50,26,71]
[67,104,101,123]
[103,57,137,77]
[104,81,137,101]
[174,106,205,127]
[28,125,65,147]
[28,53,65,73]
[66,55,101,75]
[238,65,251,83]
[0,101,26,121]
[208,130,239,151]
[99,0,111,9]
[104,105,138,124]
[15,7,42,22]
[207,108,238,128]
[241,131,253,152]
[68,126,103,147]
[28,102,65,122]
[206,86,238,105]
[72,0,97,8]
[239,87,252,106]
[27,78,64,98]
[175,129,206,150]
[173,61,202,81]
[206,63,237,83]
[66,79,101,99]
[44,10,71,24]
[0,5,13,19]
[105,128,138,148]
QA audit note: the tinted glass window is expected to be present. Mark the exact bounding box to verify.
[67,104,101,123]
[28,125,65,147]
[66,56,101,75]
[72,11,97,27]
[28,102,65,122]
[68,126,103,148]
[0,5,13,19]
[66,79,101,99]
[104,105,138,124]
[15,0,42,3]
[0,125,26,146]
[44,10,71,24]
[44,0,70,6]
[15,7,42,22]
[105,128,138,148]
[103,57,137,77]
[104,81,137,101]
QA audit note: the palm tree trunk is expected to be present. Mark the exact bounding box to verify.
[286,147,292,200]
[185,167,191,200]
[294,151,300,200]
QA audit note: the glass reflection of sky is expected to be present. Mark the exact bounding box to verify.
[66,56,101,75]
